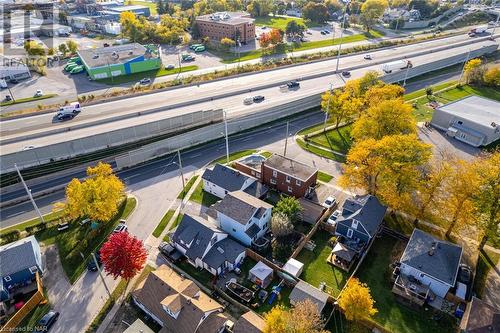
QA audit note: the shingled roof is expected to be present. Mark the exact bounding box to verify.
[233,311,265,333]
[0,236,40,277]
[263,154,317,181]
[171,215,220,262]
[212,190,272,226]
[337,195,387,237]
[400,229,462,286]
[202,164,254,192]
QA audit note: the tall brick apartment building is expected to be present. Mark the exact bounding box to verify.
[195,12,255,43]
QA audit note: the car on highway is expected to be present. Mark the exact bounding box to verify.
[22,145,36,151]
[342,71,351,77]
[322,196,337,209]
[87,252,102,272]
[79,218,91,226]
[253,95,265,103]
[35,311,59,332]
[57,113,75,121]
[166,64,175,70]
[243,96,254,105]
[287,81,300,89]
[364,54,372,60]
[34,89,43,97]
[139,77,151,85]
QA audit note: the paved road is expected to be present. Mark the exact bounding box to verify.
[1,36,497,155]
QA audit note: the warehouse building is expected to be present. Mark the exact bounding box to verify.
[195,12,255,43]
[77,43,161,80]
[430,95,500,147]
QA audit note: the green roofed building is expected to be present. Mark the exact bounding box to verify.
[77,43,161,80]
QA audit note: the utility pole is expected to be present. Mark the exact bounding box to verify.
[336,1,350,72]
[6,85,15,103]
[15,164,44,223]
[323,83,332,131]
[224,110,229,164]
[403,64,410,87]
[283,121,289,156]
[459,49,471,84]
[177,150,185,191]
[92,252,112,299]
[490,10,499,37]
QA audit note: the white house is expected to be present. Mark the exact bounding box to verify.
[201,164,260,199]
[397,229,463,298]
[210,190,272,246]
[171,214,246,276]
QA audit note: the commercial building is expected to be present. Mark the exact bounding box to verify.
[0,57,31,81]
[195,12,255,43]
[430,96,500,147]
[77,43,161,80]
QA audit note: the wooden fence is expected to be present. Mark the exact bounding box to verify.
[1,272,46,332]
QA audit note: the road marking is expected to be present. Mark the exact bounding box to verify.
[6,210,27,218]
[191,153,202,158]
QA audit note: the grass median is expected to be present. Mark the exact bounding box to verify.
[97,65,199,85]
[0,94,58,107]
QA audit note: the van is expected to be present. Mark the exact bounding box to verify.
[243,96,253,105]
[65,63,78,72]
[0,79,7,89]
[57,102,81,116]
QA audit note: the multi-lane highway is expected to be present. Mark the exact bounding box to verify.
[1,34,497,155]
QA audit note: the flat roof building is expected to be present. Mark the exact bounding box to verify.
[195,12,255,43]
[430,95,500,147]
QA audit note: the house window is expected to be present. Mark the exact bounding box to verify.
[352,220,358,229]
[347,229,353,238]
[270,178,277,185]
[225,190,228,194]
[286,175,291,183]
[287,186,292,193]
[272,170,277,177]
[457,120,463,125]
[4,276,12,282]
[296,179,301,186]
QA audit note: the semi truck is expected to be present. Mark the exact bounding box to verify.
[469,25,488,36]
[381,59,413,73]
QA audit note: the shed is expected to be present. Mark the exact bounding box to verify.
[289,280,329,313]
[282,258,304,278]
[248,261,273,288]
[123,319,154,333]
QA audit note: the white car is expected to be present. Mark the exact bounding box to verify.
[243,96,254,105]
[34,89,43,97]
[22,145,36,151]
[113,223,128,233]
[327,210,342,225]
[322,196,337,209]
[166,64,175,70]
[364,54,372,60]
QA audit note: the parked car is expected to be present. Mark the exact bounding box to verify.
[57,113,75,121]
[34,89,43,97]
[70,66,84,74]
[9,78,19,84]
[4,95,12,102]
[87,252,101,272]
[113,222,128,233]
[364,54,372,60]
[320,31,326,35]
[57,222,70,231]
[327,210,342,225]
[181,54,195,62]
[158,242,182,262]
[342,71,351,77]
[103,43,110,47]
[253,95,265,103]
[306,30,313,35]
[166,64,175,70]
[35,311,59,332]
[457,264,473,285]
[79,218,91,226]
[322,196,337,209]
[139,77,151,85]
[243,96,254,105]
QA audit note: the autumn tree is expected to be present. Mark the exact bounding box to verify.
[66,40,78,54]
[302,2,330,23]
[60,162,125,222]
[247,0,275,17]
[360,0,388,31]
[443,159,481,238]
[321,89,357,131]
[274,196,302,223]
[220,37,236,51]
[463,58,483,84]
[351,99,416,141]
[58,43,68,55]
[271,212,293,237]
[100,232,147,287]
[483,66,500,87]
[339,278,377,321]
[24,41,45,56]
[263,300,328,333]
[363,83,405,108]
[408,0,438,18]
[194,0,243,15]
[259,28,283,48]
[324,0,342,12]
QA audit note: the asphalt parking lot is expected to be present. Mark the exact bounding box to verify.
[418,125,480,160]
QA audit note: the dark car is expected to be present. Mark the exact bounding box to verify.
[4,95,12,102]
[57,113,74,121]
[87,253,101,272]
[36,311,59,331]
[458,264,472,285]
[103,43,110,47]
[9,78,19,84]
[253,95,265,103]
[287,81,300,89]
[342,71,351,77]
[158,242,182,262]
[139,77,151,85]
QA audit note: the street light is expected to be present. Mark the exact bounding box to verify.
[336,0,350,72]
[223,110,229,164]
[324,83,333,131]
[15,164,44,223]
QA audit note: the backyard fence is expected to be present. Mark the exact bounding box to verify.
[290,208,331,259]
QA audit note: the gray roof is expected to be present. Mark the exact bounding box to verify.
[245,224,261,238]
[196,12,254,25]
[172,214,220,262]
[203,238,245,270]
[461,297,500,333]
[400,229,462,286]
[337,195,387,237]
[289,280,329,312]
[264,154,318,181]
[436,95,500,129]
[212,191,272,226]
[243,181,269,199]
[123,319,154,333]
[202,164,254,192]
[0,236,39,277]
[78,43,148,68]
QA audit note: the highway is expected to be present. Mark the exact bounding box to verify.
[1,34,497,155]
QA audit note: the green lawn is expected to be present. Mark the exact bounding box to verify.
[127,0,157,15]
[36,197,137,283]
[296,138,346,162]
[152,209,175,238]
[472,249,500,298]
[355,235,457,333]
[97,65,198,85]
[318,171,334,183]
[290,34,367,52]
[260,150,273,158]
[162,213,184,242]
[404,81,457,101]
[306,124,353,154]
[1,210,65,236]
[296,232,350,298]
[298,119,336,136]
[0,94,58,107]
[178,175,199,199]
[254,15,318,30]
[189,182,220,207]
[212,149,257,165]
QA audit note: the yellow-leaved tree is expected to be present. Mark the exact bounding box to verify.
[360,0,388,31]
[321,90,359,131]
[338,278,378,321]
[59,162,125,222]
[463,58,483,84]
[263,299,328,333]
[364,83,405,108]
[483,66,500,87]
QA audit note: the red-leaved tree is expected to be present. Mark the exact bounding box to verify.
[100,232,147,281]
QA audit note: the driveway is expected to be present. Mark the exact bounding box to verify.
[43,245,71,303]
